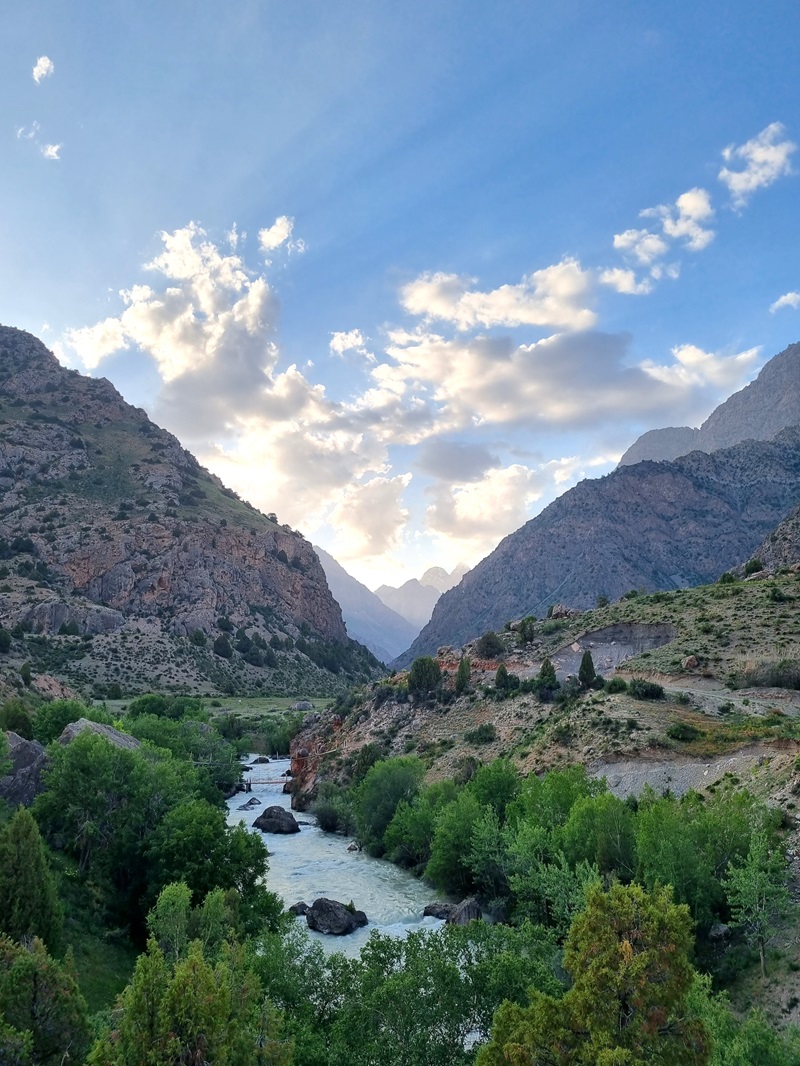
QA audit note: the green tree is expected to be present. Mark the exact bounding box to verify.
[478,883,709,1066]
[33,698,108,744]
[0,731,10,778]
[723,829,790,978]
[355,757,426,856]
[0,807,63,952]
[0,935,91,1066]
[537,656,558,691]
[517,616,537,644]
[494,662,509,691]
[383,780,459,869]
[475,631,504,659]
[0,628,11,653]
[426,789,485,896]
[214,633,233,658]
[408,656,441,696]
[561,791,636,878]
[0,698,34,739]
[455,655,470,695]
[578,649,596,688]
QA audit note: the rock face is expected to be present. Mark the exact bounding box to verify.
[57,719,142,750]
[314,545,418,663]
[252,805,300,834]
[752,503,800,570]
[446,897,482,925]
[423,902,454,920]
[0,732,48,806]
[400,429,800,660]
[619,341,800,465]
[305,897,368,935]
[374,578,443,630]
[0,325,379,697]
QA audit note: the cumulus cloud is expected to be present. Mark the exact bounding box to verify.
[16,122,40,140]
[719,122,796,208]
[416,439,501,482]
[770,291,800,313]
[640,343,761,390]
[40,143,61,160]
[329,329,374,362]
[598,268,652,295]
[642,187,715,251]
[612,228,668,266]
[329,475,412,558]
[400,258,597,331]
[32,56,54,83]
[258,215,296,252]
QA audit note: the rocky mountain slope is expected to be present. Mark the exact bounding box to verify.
[313,546,417,662]
[0,325,379,696]
[399,428,800,662]
[753,503,800,571]
[619,341,800,465]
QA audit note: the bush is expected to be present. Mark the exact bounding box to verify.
[628,678,664,700]
[0,628,10,653]
[475,631,504,659]
[213,634,233,659]
[465,722,497,745]
[718,571,736,584]
[408,656,441,695]
[604,677,628,694]
[666,722,701,742]
[189,629,207,647]
[743,557,764,576]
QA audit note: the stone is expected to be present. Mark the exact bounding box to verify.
[682,655,699,669]
[347,841,361,852]
[423,902,454,920]
[252,805,300,834]
[708,922,730,940]
[58,719,141,751]
[0,732,48,807]
[291,700,315,711]
[288,901,310,917]
[306,897,368,935]
[252,755,271,764]
[446,897,482,925]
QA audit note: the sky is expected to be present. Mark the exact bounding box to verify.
[1,2,799,589]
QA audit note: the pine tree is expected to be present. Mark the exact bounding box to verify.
[578,650,596,689]
[0,808,63,952]
[495,663,509,691]
[537,657,557,689]
[455,655,470,695]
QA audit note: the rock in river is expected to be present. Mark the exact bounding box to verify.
[252,805,300,834]
[306,897,368,935]
[446,897,482,925]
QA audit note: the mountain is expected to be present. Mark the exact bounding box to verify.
[313,546,418,662]
[619,341,800,466]
[0,325,379,696]
[752,503,800,571]
[398,428,800,663]
[375,564,469,630]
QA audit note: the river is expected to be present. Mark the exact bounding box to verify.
[226,756,444,955]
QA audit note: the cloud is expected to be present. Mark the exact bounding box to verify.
[32,56,54,83]
[719,122,796,208]
[329,475,412,557]
[400,258,597,331]
[770,291,800,313]
[258,215,295,252]
[642,187,715,251]
[640,343,761,390]
[598,268,652,295]
[16,122,40,140]
[329,328,374,362]
[612,228,669,266]
[416,439,501,482]
[40,143,61,160]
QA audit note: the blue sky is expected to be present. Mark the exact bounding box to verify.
[2,2,799,587]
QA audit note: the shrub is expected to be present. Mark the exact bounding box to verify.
[604,676,628,693]
[718,571,736,584]
[744,557,764,576]
[628,678,664,700]
[213,634,233,659]
[455,656,470,695]
[189,629,207,647]
[465,722,497,745]
[408,656,441,695]
[666,722,701,742]
[475,631,504,658]
[0,629,10,653]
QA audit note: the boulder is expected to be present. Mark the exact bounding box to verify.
[682,655,699,670]
[0,732,48,807]
[58,719,141,751]
[252,755,271,764]
[306,897,368,936]
[288,901,310,917]
[291,700,314,711]
[446,897,482,925]
[423,902,454,920]
[252,805,300,834]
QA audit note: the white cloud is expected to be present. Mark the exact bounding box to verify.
[258,215,295,252]
[640,343,761,390]
[329,329,374,362]
[770,291,800,313]
[598,267,652,295]
[32,56,54,83]
[719,122,796,208]
[40,143,61,160]
[400,258,597,331]
[642,187,715,251]
[16,122,40,140]
[612,228,668,266]
[329,475,412,558]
